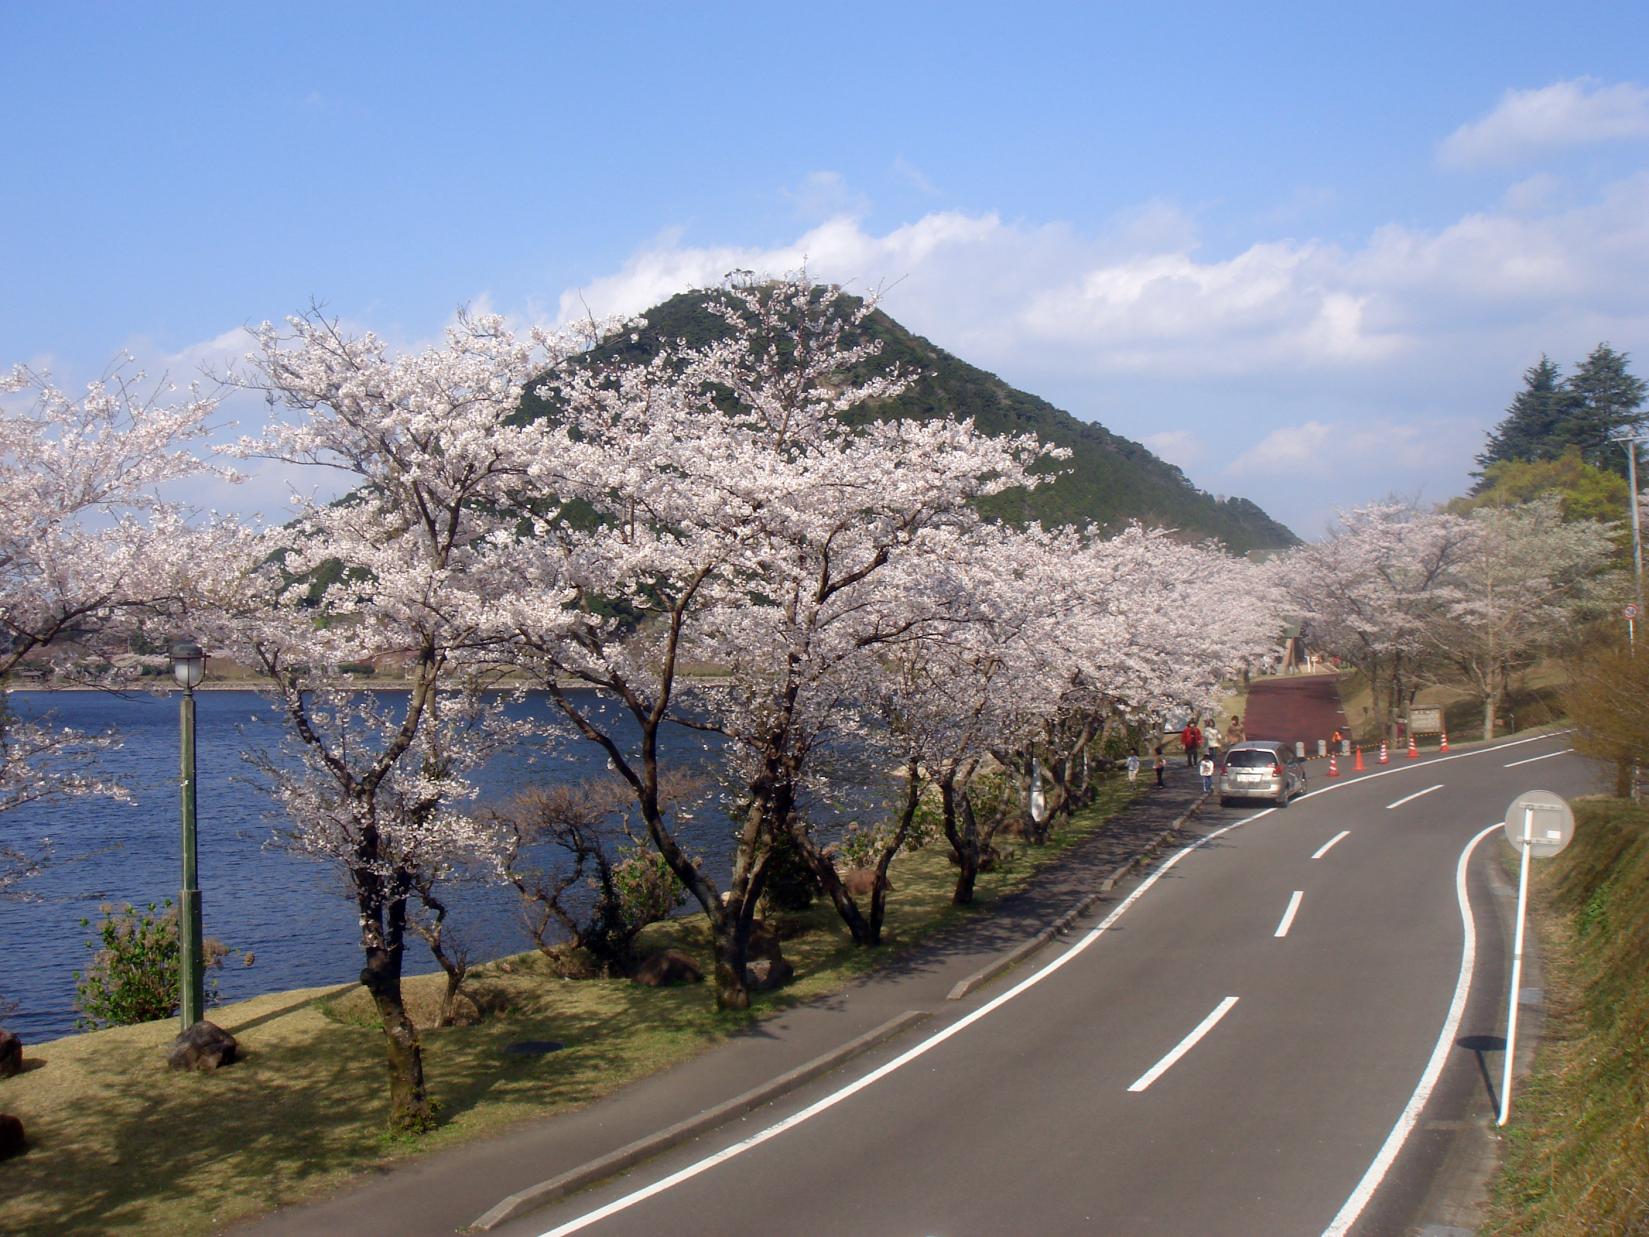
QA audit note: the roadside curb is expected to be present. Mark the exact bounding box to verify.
[944,795,1208,1003]
[471,788,1212,1229]
[469,1008,929,1231]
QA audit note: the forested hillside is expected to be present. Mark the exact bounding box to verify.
[521,289,1298,553]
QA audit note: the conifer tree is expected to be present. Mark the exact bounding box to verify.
[1561,343,1647,472]
[1472,355,1570,486]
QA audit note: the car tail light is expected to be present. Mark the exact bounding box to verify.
[1271,762,1282,776]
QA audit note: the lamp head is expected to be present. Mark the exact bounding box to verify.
[170,640,206,689]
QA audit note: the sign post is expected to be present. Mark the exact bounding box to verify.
[1626,601,1639,649]
[1498,790,1574,1126]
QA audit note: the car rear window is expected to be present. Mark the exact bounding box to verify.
[1225,750,1279,768]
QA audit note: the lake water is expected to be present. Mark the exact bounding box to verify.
[1,689,892,1043]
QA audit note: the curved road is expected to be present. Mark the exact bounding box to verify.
[501,732,1592,1236]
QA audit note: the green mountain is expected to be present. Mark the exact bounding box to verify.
[523,290,1298,553]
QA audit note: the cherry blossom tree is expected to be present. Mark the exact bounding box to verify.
[188,308,600,1131]
[1285,504,1475,740]
[871,523,1069,905]
[974,525,1283,846]
[1428,495,1617,738]
[0,362,219,893]
[491,274,1048,1005]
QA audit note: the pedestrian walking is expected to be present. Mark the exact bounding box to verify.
[1204,720,1222,761]
[1153,745,1166,787]
[1126,750,1141,785]
[1181,721,1202,767]
[1199,756,1215,794]
[1228,714,1245,745]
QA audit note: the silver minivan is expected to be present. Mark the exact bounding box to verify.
[1218,740,1307,808]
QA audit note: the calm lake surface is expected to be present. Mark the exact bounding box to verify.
[1,689,892,1042]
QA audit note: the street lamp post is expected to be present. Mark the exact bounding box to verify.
[1623,434,1646,641]
[171,640,206,1030]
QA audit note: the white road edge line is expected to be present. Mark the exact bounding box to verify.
[534,810,1272,1237]
[1386,784,1444,810]
[1319,821,1500,1237]
[1274,891,1304,938]
[1127,997,1240,1093]
[1504,748,1572,768]
[1311,830,1350,860]
[532,732,1564,1237]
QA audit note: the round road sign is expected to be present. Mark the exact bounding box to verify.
[1503,789,1574,858]
[1626,602,1640,620]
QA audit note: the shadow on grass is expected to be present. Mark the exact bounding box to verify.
[7,773,1199,1236]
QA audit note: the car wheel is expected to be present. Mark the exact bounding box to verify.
[1276,786,1290,808]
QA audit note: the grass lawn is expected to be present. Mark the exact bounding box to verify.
[1,775,1142,1236]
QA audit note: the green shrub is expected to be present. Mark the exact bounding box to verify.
[761,829,820,912]
[72,900,226,1028]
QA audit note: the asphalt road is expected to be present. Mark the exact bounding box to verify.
[1241,673,1351,751]
[500,732,1594,1237]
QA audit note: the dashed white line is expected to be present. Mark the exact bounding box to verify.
[1386,784,1444,810]
[1311,830,1350,859]
[1504,748,1572,768]
[1127,997,1240,1093]
[520,731,1567,1237]
[1274,891,1304,938]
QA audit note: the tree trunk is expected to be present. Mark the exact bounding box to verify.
[1482,687,1498,741]
[411,885,467,1028]
[942,776,981,906]
[794,826,874,945]
[359,889,434,1133]
[711,916,752,1010]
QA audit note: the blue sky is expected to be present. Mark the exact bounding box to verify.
[4,1,1647,535]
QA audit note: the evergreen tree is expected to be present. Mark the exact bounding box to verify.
[1560,343,1647,473]
[1472,355,1571,489]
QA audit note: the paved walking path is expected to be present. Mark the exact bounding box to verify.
[1240,672,1349,751]
[231,768,1209,1237]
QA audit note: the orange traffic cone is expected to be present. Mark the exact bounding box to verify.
[1378,741,1389,765]
[1440,731,1450,752]
[1354,745,1365,771]
[1328,752,1340,777]
[1407,734,1419,759]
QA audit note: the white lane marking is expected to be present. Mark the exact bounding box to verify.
[1296,729,1574,803]
[534,810,1273,1237]
[532,732,1566,1237]
[1319,821,1500,1237]
[1127,997,1241,1093]
[1311,830,1350,860]
[1504,748,1572,768]
[1274,891,1304,938]
[1386,784,1444,810]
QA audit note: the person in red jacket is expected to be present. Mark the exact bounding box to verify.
[1181,721,1202,767]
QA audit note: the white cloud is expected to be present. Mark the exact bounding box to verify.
[1502,172,1562,213]
[1226,421,1337,477]
[891,155,938,196]
[780,171,870,223]
[195,174,1635,537]
[1142,430,1207,470]
[1438,78,1649,169]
